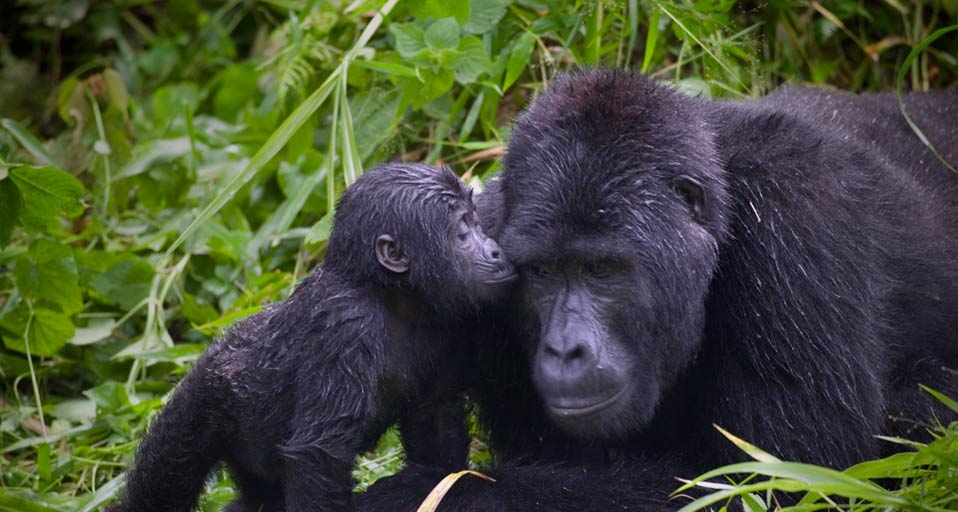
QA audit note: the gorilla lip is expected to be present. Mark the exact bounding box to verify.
[547,385,628,417]
[486,270,519,284]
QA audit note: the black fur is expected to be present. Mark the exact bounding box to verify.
[357,71,958,511]
[108,163,515,512]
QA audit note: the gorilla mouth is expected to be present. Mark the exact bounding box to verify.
[547,385,629,418]
[482,265,518,284]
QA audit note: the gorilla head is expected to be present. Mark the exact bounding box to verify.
[326,163,515,314]
[499,71,730,438]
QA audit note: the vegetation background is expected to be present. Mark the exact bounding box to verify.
[1,1,956,511]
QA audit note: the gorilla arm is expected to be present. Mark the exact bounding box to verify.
[356,457,686,512]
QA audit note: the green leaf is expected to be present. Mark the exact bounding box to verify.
[390,24,427,58]
[0,118,57,166]
[89,258,155,310]
[0,494,62,512]
[463,0,510,34]
[920,384,958,413]
[8,165,85,233]
[404,68,455,109]
[305,214,334,245]
[453,37,493,84]
[69,317,117,346]
[424,18,460,51]
[714,425,781,463]
[410,0,470,25]
[83,381,133,414]
[102,68,129,113]
[0,305,75,357]
[50,398,97,423]
[0,177,22,247]
[131,343,206,365]
[895,25,958,173]
[641,6,661,73]
[351,59,420,78]
[115,138,193,179]
[14,239,83,314]
[503,32,535,91]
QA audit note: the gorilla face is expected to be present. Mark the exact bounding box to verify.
[499,71,729,438]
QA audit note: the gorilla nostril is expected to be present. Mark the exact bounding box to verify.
[566,345,585,362]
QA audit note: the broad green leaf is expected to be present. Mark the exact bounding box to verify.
[69,317,117,346]
[0,305,75,357]
[0,177,22,247]
[9,165,85,233]
[503,32,535,91]
[14,238,83,314]
[150,83,203,126]
[50,398,97,423]
[89,258,155,310]
[454,37,493,84]
[405,68,455,109]
[463,0,510,34]
[410,0,470,24]
[115,138,193,179]
[424,18,460,51]
[390,24,427,58]
[83,381,133,414]
[350,88,401,160]
[212,65,260,121]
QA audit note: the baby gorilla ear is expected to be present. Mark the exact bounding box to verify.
[376,234,410,274]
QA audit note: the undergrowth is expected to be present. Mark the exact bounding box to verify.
[0,1,956,510]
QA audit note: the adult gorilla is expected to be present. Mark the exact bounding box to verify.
[358,70,958,511]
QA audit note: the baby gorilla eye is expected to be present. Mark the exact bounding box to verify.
[457,217,470,242]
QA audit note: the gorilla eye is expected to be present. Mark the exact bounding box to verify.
[585,260,614,278]
[529,262,557,277]
[672,176,706,221]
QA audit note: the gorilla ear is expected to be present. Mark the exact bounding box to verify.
[375,235,410,274]
[672,176,707,223]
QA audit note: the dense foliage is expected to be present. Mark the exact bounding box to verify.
[0,1,956,510]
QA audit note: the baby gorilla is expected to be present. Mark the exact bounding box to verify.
[108,163,517,512]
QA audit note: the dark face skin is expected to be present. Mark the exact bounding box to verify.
[451,204,518,300]
[508,175,717,438]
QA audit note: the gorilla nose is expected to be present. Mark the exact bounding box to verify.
[540,339,594,381]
